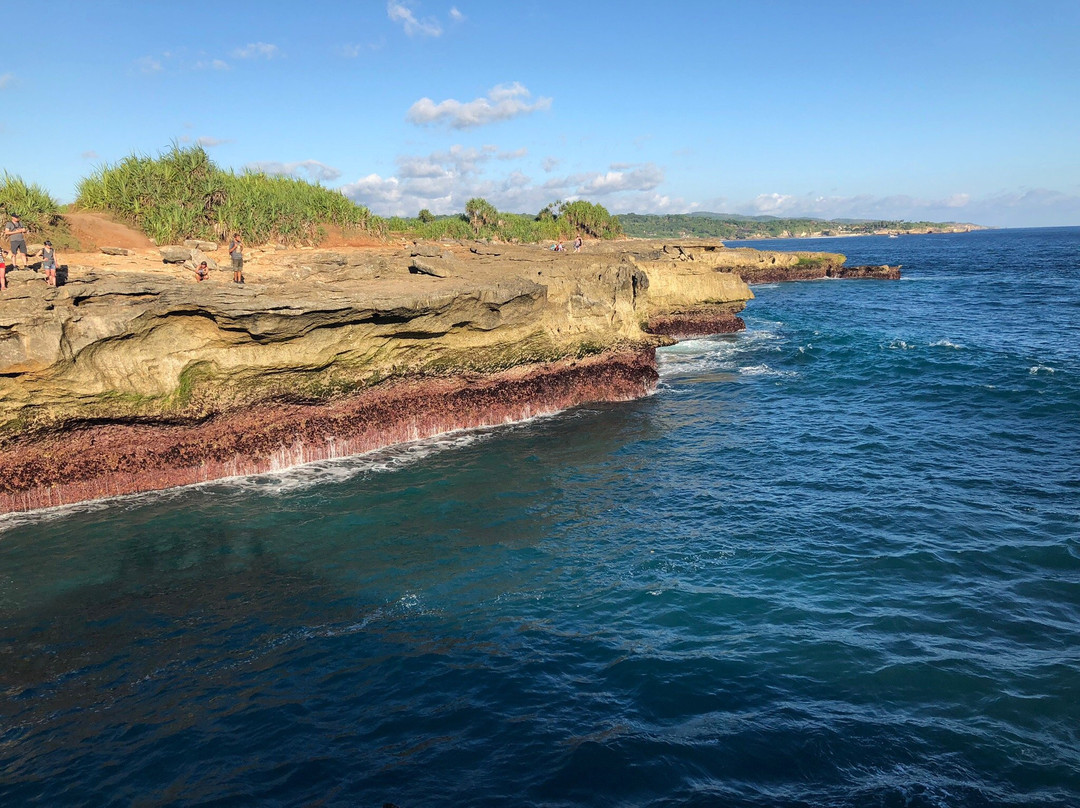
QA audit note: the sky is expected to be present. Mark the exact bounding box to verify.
[2,0,1079,227]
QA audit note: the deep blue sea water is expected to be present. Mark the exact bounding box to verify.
[2,227,1079,807]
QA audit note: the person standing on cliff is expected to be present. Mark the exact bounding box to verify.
[4,213,29,269]
[573,235,583,252]
[229,232,244,283]
[40,240,57,287]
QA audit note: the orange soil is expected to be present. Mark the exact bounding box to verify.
[62,212,155,251]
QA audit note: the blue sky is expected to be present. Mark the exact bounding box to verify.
[2,0,1078,227]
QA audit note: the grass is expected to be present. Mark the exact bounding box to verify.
[75,144,381,246]
[0,172,80,249]
[17,143,625,249]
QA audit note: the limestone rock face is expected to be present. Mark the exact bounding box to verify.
[0,238,896,511]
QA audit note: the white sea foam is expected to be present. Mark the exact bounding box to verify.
[1029,365,1056,374]
[739,364,798,378]
[0,414,566,531]
[658,329,784,379]
[227,430,490,497]
[887,339,915,350]
[930,339,964,349]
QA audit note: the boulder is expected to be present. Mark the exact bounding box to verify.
[101,247,130,256]
[188,249,220,271]
[26,243,44,257]
[184,239,218,252]
[160,246,192,264]
[411,243,443,258]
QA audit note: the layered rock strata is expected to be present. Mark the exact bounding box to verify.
[0,350,656,514]
[0,240,896,513]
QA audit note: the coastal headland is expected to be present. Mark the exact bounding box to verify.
[0,237,898,514]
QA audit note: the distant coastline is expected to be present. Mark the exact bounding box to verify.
[619,212,985,241]
[732,226,986,241]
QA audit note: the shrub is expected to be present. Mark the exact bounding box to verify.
[387,198,622,244]
[0,172,79,248]
[76,144,381,245]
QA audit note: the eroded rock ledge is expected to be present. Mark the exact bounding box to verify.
[0,350,656,514]
[0,240,897,513]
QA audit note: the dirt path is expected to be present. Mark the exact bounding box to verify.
[62,212,155,251]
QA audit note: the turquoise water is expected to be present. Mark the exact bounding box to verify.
[2,228,1079,807]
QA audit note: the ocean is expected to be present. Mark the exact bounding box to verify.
[2,227,1078,807]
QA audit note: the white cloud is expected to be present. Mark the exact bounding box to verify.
[196,136,230,147]
[343,39,386,57]
[247,160,343,182]
[727,188,1080,228]
[81,150,99,160]
[135,56,163,74]
[449,6,465,22]
[195,59,230,71]
[340,149,674,217]
[232,42,279,59]
[542,156,561,172]
[576,163,664,196]
[387,2,443,37]
[608,192,698,215]
[750,192,795,214]
[407,82,552,129]
[0,72,13,90]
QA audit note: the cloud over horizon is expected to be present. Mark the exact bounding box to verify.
[729,189,1080,228]
[340,147,676,217]
[407,83,552,129]
[247,159,343,182]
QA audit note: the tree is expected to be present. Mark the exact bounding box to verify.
[536,202,558,222]
[418,208,435,223]
[464,197,498,234]
[558,200,623,239]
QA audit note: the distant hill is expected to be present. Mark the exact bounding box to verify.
[619,213,982,240]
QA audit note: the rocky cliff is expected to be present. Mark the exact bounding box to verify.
[0,240,895,513]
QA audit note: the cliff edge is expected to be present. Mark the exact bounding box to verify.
[0,240,895,513]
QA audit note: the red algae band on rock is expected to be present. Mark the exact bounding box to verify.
[644,311,746,340]
[0,350,658,515]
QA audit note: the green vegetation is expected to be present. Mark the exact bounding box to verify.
[11,144,625,248]
[620,212,973,240]
[387,198,623,243]
[75,144,380,246]
[0,172,79,249]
